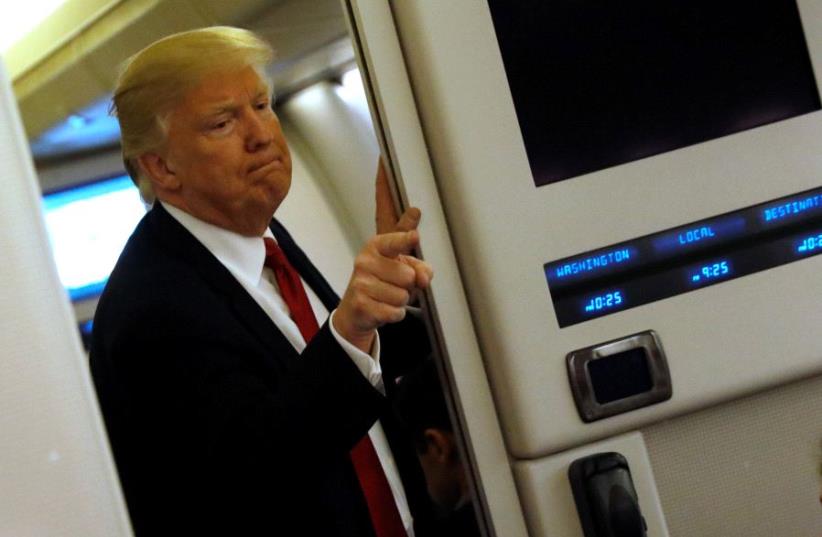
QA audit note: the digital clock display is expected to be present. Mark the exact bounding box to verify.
[796,232,822,254]
[583,291,624,314]
[546,186,822,326]
[688,260,731,285]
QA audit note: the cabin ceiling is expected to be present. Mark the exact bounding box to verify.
[8,0,352,160]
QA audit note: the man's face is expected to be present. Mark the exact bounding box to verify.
[417,429,464,510]
[160,66,292,236]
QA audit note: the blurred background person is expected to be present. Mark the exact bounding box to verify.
[394,357,481,537]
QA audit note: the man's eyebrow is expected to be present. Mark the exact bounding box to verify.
[202,91,270,113]
[202,101,239,116]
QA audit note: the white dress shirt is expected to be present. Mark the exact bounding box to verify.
[162,202,414,535]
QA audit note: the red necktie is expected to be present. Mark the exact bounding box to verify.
[262,238,407,537]
[263,237,320,342]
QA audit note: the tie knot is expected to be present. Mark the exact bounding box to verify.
[263,237,288,270]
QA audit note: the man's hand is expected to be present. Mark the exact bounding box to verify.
[375,158,421,235]
[332,159,433,354]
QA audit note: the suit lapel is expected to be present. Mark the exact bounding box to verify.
[269,218,341,312]
[148,203,299,367]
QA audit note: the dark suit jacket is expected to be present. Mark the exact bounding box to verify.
[90,203,432,536]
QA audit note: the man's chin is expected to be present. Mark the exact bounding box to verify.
[245,199,283,232]
[261,183,289,213]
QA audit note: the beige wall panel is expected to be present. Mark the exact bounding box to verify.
[644,375,822,537]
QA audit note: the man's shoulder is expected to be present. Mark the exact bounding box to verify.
[93,210,223,337]
[104,212,197,298]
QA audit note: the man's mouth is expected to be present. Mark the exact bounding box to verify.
[248,156,283,174]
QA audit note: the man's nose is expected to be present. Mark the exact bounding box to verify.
[244,110,273,151]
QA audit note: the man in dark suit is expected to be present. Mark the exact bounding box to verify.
[90,26,433,536]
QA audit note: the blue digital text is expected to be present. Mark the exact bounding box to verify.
[653,216,745,253]
[551,248,635,280]
[583,291,624,314]
[689,260,731,284]
[678,226,714,244]
[796,233,822,254]
[763,194,822,223]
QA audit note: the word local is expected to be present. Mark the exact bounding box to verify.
[678,226,715,245]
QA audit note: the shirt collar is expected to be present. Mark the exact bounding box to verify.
[161,201,274,288]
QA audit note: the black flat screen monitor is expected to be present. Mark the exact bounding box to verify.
[487,0,821,186]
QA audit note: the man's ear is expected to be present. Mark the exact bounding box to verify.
[136,152,179,192]
[422,429,455,463]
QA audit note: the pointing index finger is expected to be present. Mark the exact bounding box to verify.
[375,159,399,235]
[394,207,421,232]
[375,230,419,258]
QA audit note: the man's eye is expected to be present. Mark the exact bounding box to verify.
[255,102,270,111]
[211,119,231,130]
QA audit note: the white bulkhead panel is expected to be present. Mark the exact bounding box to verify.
[643,374,822,537]
[0,62,132,536]
[514,432,669,537]
[381,0,822,460]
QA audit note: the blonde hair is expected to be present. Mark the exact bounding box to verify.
[111,26,274,202]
